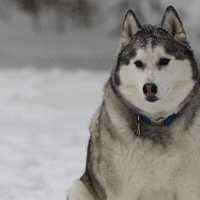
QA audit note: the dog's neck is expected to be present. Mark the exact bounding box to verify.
[103,78,200,145]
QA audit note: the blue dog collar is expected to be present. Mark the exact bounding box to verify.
[138,113,177,127]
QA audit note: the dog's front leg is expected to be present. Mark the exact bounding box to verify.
[67,180,94,200]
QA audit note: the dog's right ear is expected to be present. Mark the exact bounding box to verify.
[120,10,141,48]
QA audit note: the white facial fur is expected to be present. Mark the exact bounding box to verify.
[118,45,194,120]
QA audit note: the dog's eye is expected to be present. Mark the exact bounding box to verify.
[159,58,170,66]
[134,60,145,69]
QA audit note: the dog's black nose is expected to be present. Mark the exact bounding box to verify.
[143,83,158,96]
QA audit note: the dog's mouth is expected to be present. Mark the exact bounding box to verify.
[145,96,159,103]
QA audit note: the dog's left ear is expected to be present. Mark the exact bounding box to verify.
[120,10,142,48]
[161,6,186,41]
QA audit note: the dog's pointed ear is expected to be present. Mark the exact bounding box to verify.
[161,6,186,41]
[120,10,141,48]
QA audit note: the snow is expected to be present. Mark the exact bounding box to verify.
[0,67,108,200]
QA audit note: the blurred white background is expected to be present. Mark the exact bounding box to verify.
[0,0,200,199]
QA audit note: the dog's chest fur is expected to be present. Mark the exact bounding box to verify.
[96,88,200,200]
[103,134,200,200]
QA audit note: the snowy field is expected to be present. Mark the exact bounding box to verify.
[0,67,108,200]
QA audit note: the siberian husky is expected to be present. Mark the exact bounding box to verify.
[67,6,200,200]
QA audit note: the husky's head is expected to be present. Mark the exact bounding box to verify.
[112,6,199,120]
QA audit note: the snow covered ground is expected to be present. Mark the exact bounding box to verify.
[0,67,108,200]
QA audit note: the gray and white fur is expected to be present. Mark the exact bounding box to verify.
[67,6,200,200]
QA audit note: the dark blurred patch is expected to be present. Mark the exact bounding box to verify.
[9,0,98,32]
